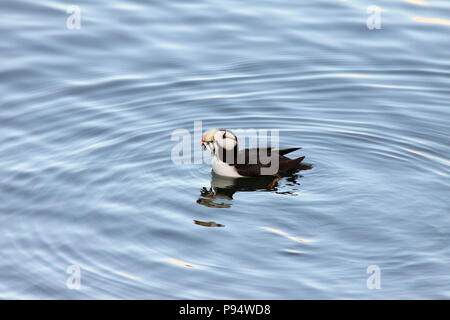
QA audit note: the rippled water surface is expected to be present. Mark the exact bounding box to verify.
[1,0,449,299]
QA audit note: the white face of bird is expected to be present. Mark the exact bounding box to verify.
[201,129,238,156]
[214,129,238,151]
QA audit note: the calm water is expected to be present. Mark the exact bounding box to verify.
[1,0,449,299]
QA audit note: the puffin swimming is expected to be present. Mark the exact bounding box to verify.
[201,129,312,180]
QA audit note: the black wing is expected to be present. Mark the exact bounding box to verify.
[234,148,310,176]
[234,148,271,176]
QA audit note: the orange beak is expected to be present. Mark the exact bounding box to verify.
[201,133,207,146]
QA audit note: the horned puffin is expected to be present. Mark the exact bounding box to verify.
[201,129,312,179]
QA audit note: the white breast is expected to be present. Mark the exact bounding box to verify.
[211,156,243,178]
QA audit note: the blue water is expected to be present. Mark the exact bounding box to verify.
[1,0,449,299]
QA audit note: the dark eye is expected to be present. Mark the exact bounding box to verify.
[223,132,226,139]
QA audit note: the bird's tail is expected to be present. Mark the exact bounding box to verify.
[293,156,313,170]
[278,147,301,156]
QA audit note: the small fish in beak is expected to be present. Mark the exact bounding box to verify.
[201,133,208,150]
[201,129,218,152]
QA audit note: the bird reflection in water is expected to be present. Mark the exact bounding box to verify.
[196,171,303,209]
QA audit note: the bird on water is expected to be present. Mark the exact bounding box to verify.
[201,129,312,186]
